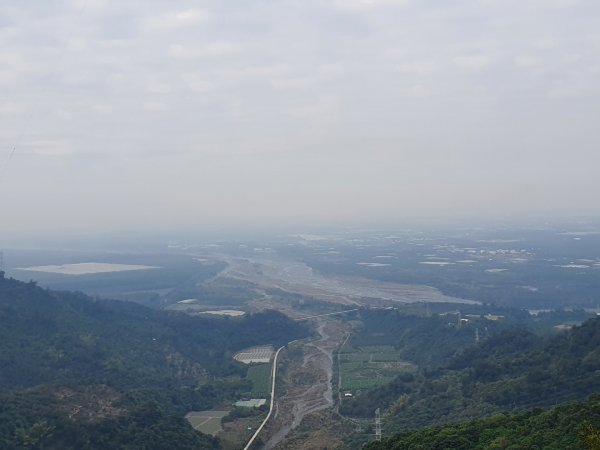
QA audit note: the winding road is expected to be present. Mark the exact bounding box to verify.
[243,341,292,450]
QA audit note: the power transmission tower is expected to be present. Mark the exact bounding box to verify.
[0,250,4,273]
[375,408,382,441]
[475,327,480,343]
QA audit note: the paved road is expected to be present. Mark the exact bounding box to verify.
[243,340,296,450]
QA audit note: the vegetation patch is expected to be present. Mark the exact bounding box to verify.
[364,395,600,450]
[339,344,414,392]
[246,364,272,398]
[185,410,230,436]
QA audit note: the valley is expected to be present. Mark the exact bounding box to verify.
[2,225,600,449]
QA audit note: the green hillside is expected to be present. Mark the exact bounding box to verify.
[0,273,308,449]
[385,318,600,431]
[365,395,600,450]
[340,309,600,435]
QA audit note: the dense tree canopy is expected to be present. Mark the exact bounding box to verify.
[365,395,600,450]
[0,274,308,449]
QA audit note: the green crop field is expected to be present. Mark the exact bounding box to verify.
[339,344,414,392]
[185,410,230,436]
[246,363,272,398]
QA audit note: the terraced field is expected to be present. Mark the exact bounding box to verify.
[234,345,274,364]
[339,344,414,391]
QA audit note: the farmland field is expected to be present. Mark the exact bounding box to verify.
[339,344,414,391]
[234,345,274,364]
[246,364,272,398]
[185,410,230,435]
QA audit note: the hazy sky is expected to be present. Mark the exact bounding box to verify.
[1,0,599,234]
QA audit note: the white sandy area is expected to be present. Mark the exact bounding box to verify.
[199,310,246,316]
[356,262,390,267]
[17,262,159,275]
[554,264,590,269]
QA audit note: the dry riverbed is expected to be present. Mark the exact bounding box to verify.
[259,318,347,450]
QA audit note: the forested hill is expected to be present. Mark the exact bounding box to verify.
[0,273,308,449]
[364,395,600,450]
[342,309,600,436]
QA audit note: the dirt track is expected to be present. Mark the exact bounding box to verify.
[261,318,346,450]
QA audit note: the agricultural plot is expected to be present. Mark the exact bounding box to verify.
[339,344,414,391]
[235,398,267,408]
[246,363,272,398]
[185,410,230,436]
[233,345,274,364]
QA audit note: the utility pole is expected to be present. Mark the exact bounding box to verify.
[375,408,382,442]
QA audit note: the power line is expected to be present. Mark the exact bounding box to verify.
[375,408,382,442]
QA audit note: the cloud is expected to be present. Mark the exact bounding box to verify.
[54,108,73,120]
[0,52,36,79]
[532,38,559,50]
[0,102,27,116]
[142,101,167,112]
[514,56,543,70]
[398,84,432,98]
[0,70,17,85]
[91,104,113,115]
[141,9,211,30]
[181,74,214,93]
[68,0,109,12]
[145,78,172,94]
[270,77,311,89]
[546,84,597,100]
[222,64,294,82]
[2,0,600,231]
[332,0,410,12]
[318,63,344,77]
[454,55,493,70]
[396,61,438,75]
[25,139,74,156]
[288,96,340,123]
[169,42,243,59]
